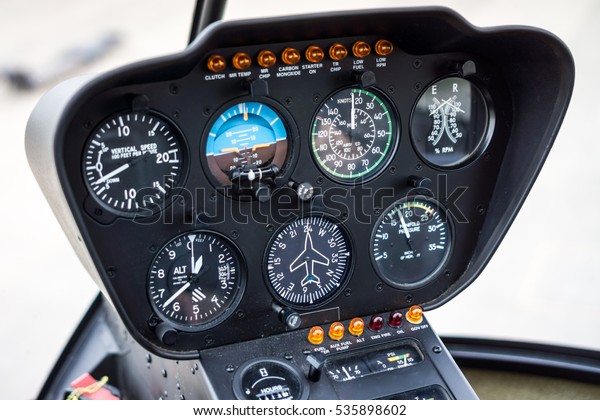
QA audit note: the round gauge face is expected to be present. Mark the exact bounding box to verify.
[205,101,289,186]
[371,198,451,289]
[233,358,309,400]
[310,88,397,182]
[411,77,491,168]
[83,111,184,215]
[147,232,245,331]
[265,216,351,308]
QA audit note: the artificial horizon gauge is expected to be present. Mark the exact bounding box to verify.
[311,88,397,183]
[83,111,184,215]
[265,216,351,308]
[204,101,289,186]
[371,198,451,289]
[147,231,245,331]
[410,76,492,168]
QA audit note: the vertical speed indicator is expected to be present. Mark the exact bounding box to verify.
[310,88,397,183]
[371,198,451,289]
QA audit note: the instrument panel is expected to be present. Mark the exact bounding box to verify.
[26,8,574,358]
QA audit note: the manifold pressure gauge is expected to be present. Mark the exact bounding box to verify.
[310,88,397,183]
[147,232,245,331]
[371,198,451,289]
[83,111,185,215]
[265,216,351,308]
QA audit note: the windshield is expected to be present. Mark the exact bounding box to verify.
[0,0,596,400]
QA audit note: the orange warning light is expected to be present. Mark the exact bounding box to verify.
[328,322,345,341]
[348,318,365,336]
[308,326,325,345]
[406,305,423,324]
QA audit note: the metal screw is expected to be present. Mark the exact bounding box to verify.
[376,283,384,292]
[231,230,239,239]
[284,97,293,106]
[484,153,492,162]
[149,245,156,253]
[169,84,179,95]
[389,166,396,174]
[341,212,348,221]
[413,59,423,69]
[209,192,216,201]
[84,121,92,129]
[172,111,180,119]
[302,348,311,355]
[406,295,414,304]
[374,208,381,215]
[226,364,235,373]
[344,288,352,297]
[94,208,103,216]
[236,309,245,319]
[177,383,181,390]
[266,224,274,232]
[414,82,422,92]
[313,94,321,103]
[284,353,293,361]
[415,163,422,171]
[387,85,395,94]
[107,267,116,278]
[146,354,152,363]
[477,205,486,215]
[194,363,199,370]
[433,346,442,354]
[316,177,324,185]
[180,395,186,400]
[444,270,451,277]
[205,336,214,346]
[203,107,211,116]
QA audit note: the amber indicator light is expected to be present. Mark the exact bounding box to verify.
[257,50,276,67]
[348,318,365,336]
[308,326,325,345]
[375,39,394,56]
[352,41,371,58]
[207,55,226,72]
[406,305,423,324]
[328,322,345,341]
[329,43,348,61]
[305,45,325,63]
[232,52,252,70]
[281,48,301,65]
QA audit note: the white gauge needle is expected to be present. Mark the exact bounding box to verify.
[399,213,411,239]
[92,162,130,185]
[162,281,191,308]
[193,255,203,274]
[350,91,356,130]
[189,234,197,272]
[342,366,352,380]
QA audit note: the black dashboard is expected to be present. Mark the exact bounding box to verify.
[26,7,573,399]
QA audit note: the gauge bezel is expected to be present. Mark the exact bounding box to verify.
[146,230,247,333]
[232,357,310,400]
[309,85,400,185]
[370,196,454,290]
[81,109,188,218]
[200,96,299,192]
[409,75,495,170]
[263,213,354,310]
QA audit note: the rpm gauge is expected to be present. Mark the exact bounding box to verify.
[411,76,492,168]
[147,231,245,331]
[371,198,451,289]
[265,216,351,308]
[311,88,397,183]
[204,101,289,186]
[83,111,184,215]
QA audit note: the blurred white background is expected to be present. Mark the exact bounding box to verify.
[0,0,598,399]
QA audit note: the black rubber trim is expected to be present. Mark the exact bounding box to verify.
[444,337,600,385]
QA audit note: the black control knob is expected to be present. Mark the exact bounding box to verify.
[306,352,327,382]
[272,303,302,330]
[155,322,178,346]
